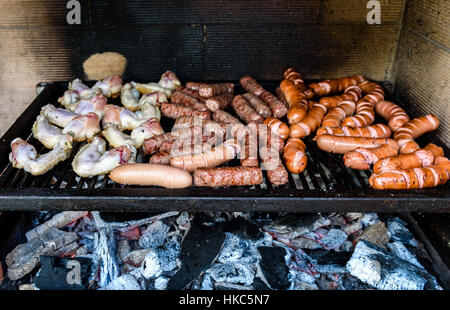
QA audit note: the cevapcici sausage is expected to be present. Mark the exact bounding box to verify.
[372,149,434,174]
[193,166,263,187]
[204,93,234,112]
[289,102,327,138]
[308,76,365,97]
[170,139,240,172]
[161,103,211,120]
[375,100,410,131]
[185,82,209,91]
[212,110,243,125]
[240,76,265,96]
[178,86,203,100]
[393,115,440,154]
[173,115,217,130]
[170,90,208,112]
[369,157,450,189]
[109,164,192,188]
[149,151,171,165]
[264,117,290,140]
[316,135,398,154]
[260,91,288,119]
[231,95,263,124]
[343,144,399,170]
[239,124,259,167]
[243,93,272,118]
[260,145,288,186]
[199,83,234,98]
[283,138,308,174]
[315,124,391,139]
[143,132,179,155]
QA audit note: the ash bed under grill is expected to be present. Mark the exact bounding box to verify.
[0,81,448,212]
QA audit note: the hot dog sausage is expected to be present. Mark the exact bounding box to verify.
[283,138,308,174]
[316,135,398,154]
[315,124,392,139]
[343,144,399,170]
[319,86,362,110]
[280,79,308,123]
[372,149,434,174]
[193,166,263,187]
[308,76,365,97]
[321,100,356,128]
[423,143,444,161]
[375,100,410,131]
[283,68,314,99]
[109,164,192,188]
[393,115,440,154]
[264,117,290,140]
[289,102,327,138]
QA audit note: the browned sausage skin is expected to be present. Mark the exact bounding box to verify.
[194,166,263,187]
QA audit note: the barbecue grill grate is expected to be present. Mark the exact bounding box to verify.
[0,82,448,212]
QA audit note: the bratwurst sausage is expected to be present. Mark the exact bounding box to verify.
[109,164,192,188]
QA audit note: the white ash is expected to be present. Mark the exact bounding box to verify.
[140,241,181,280]
[346,240,441,290]
[176,212,191,231]
[101,274,143,290]
[207,263,254,286]
[154,276,169,290]
[360,213,379,227]
[388,242,424,269]
[93,227,120,288]
[91,211,179,231]
[200,273,214,290]
[139,221,170,249]
[344,222,363,235]
[387,218,418,247]
[320,229,348,250]
[341,241,353,252]
[217,232,271,264]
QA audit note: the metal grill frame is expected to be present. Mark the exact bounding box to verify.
[0,81,449,212]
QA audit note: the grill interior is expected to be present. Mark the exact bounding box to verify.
[0,81,448,212]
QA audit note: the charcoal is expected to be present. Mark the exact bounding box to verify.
[291,269,318,290]
[253,277,271,290]
[346,240,442,290]
[388,242,423,269]
[320,229,348,250]
[92,211,178,231]
[358,222,389,248]
[224,217,264,240]
[98,212,162,223]
[360,213,379,227]
[341,274,373,290]
[33,256,95,290]
[155,276,169,290]
[123,249,151,267]
[290,237,322,249]
[26,211,88,241]
[303,249,351,274]
[176,212,191,231]
[93,227,120,288]
[257,246,290,289]
[208,262,254,285]
[344,222,363,235]
[217,232,271,265]
[341,241,353,252]
[139,221,170,249]
[6,228,78,281]
[317,274,341,290]
[167,216,226,290]
[117,240,131,263]
[101,274,143,290]
[264,213,330,240]
[141,241,181,279]
[387,218,418,246]
[18,284,39,290]
[345,213,363,221]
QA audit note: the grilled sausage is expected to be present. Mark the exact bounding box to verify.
[239,124,259,167]
[341,81,385,128]
[375,100,410,131]
[243,93,272,118]
[170,140,240,172]
[369,157,450,189]
[186,82,209,91]
[260,145,288,186]
[109,164,192,188]
[178,86,203,101]
[315,124,391,139]
[240,76,265,96]
[264,117,290,140]
[280,79,308,123]
[199,83,234,98]
[204,93,234,112]
[275,87,289,108]
[393,115,440,154]
[193,166,263,187]
[423,143,445,161]
[308,76,365,97]
[343,144,399,170]
[316,135,398,154]
[149,151,171,165]
[212,110,243,125]
[170,90,208,111]
[372,149,435,174]
[321,100,356,128]
[260,91,289,119]
[231,95,263,124]
[283,138,308,174]
[283,68,314,99]
[319,85,362,110]
[161,103,211,120]
[289,102,327,138]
